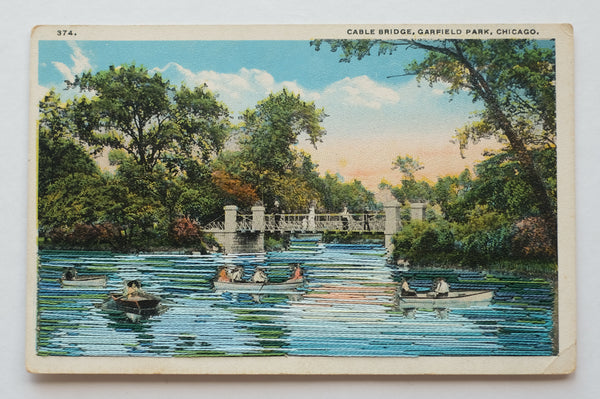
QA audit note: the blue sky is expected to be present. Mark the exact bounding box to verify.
[37,39,495,193]
[39,40,416,91]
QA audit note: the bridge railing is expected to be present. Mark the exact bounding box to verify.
[204,212,386,233]
[203,217,224,232]
[265,214,305,231]
[328,213,386,232]
[236,214,253,231]
[265,213,385,232]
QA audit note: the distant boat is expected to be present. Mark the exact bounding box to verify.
[396,290,494,308]
[60,275,107,287]
[110,292,162,312]
[213,279,305,293]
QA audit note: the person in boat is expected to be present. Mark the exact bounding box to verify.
[123,280,143,297]
[63,267,77,281]
[400,278,417,296]
[216,266,231,282]
[433,278,450,298]
[229,265,244,282]
[287,263,304,282]
[250,267,269,283]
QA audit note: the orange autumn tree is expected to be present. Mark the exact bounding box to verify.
[211,169,260,208]
[169,216,202,247]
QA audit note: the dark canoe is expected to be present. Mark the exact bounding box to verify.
[213,278,305,293]
[110,293,161,311]
[396,290,494,308]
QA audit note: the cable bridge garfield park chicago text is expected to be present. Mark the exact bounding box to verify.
[203,201,427,254]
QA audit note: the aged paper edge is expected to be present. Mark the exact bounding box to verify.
[26,23,576,375]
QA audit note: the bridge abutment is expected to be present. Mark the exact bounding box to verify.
[213,205,265,254]
[384,201,403,255]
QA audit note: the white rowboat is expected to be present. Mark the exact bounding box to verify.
[396,290,494,308]
[213,279,305,293]
[60,275,107,287]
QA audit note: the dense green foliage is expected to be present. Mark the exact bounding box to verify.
[38,64,378,251]
[313,38,558,273]
[314,39,557,252]
[390,147,557,269]
[39,38,558,276]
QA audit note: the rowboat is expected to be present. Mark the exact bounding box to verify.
[396,290,494,308]
[213,279,305,293]
[110,292,162,312]
[60,275,107,287]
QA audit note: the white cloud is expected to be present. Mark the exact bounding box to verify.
[51,61,74,82]
[51,42,91,83]
[322,75,400,109]
[68,41,91,75]
[151,63,466,146]
[153,63,320,113]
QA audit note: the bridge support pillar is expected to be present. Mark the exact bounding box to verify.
[224,205,238,232]
[410,202,426,221]
[251,205,265,232]
[218,205,238,254]
[384,201,402,255]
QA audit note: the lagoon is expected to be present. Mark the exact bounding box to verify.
[36,241,556,357]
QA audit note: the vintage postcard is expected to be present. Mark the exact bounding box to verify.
[26,24,575,374]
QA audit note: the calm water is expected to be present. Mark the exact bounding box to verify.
[36,240,556,357]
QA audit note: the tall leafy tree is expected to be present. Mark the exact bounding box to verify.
[235,89,327,207]
[393,155,424,180]
[320,173,377,212]
[312,39,557,249]
[387,155,432,203]
[38,90,100,197]
[38,90,106,238]
[68,64,231,174]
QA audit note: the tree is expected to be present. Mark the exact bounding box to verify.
[431,170,472,222]
[384,179,433,205]
[312,39,557,250]
[320,173,377,212]
[68,64,231,174]
[38,91,100,198]
[393,155,424,180]
[387,155,432,203]
[235,89,327,207]
[38,91,108,240]
[211,169,260,207]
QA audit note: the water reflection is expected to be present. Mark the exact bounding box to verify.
[214,292,293,355]
[215,291,305,304]
[36,246,556,357]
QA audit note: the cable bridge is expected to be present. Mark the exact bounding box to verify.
[203,202,426,254]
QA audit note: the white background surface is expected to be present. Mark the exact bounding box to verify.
[1,1,598,398]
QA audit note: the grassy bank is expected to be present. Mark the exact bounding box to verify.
[401,259,558,281]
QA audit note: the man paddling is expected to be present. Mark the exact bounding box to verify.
[400,278,417,296]
[433,278,450,298]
